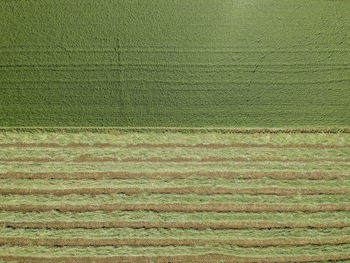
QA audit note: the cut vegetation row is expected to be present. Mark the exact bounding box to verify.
[0,131,349,261]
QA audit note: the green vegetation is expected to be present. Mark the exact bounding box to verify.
[1,0,350,127]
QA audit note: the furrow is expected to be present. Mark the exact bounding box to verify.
[0,171,345,180]
[2,47,349,53]
[0,187,348,196]
[1,204,350,212]
[3,78,348,84]
[2,221,350,229]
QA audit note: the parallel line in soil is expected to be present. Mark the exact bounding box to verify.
[1,157,350,162]
[1,237,350,247]
[2,221,350,229]
[1,254,350,263]
[1,203,349,212]
[1,187,348,196]
[0,171,345,180]
[2,48,349,53]
[1,143,348,148]
[2,79,349,84]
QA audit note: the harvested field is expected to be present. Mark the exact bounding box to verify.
[0,131,349,262]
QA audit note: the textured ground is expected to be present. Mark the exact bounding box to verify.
[0,131,349,262]
[1,0,350,127]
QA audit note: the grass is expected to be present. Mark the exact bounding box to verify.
[1,0,350,127]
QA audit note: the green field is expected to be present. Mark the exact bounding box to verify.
[1,0,350,127]
[0,131,350,262]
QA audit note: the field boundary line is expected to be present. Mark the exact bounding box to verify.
[2,157,350,162]
[1,254,350,263]
[0,127,350,133]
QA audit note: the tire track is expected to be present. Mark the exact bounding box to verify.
[3,78,348,85]
[1,204,349,212]
[2,47,349,53]
[2,221,350,229]
[0,187,348,196]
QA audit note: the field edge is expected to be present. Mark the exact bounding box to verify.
[0,127,350,134]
